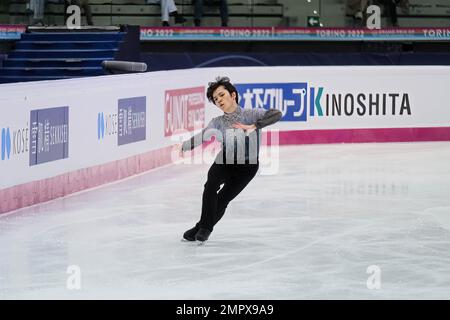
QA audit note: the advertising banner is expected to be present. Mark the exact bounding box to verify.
[164,87,205,137]
[117,96,146,146]
[29,106,69,166]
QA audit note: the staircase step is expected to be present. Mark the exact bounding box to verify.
[1,30,127,83]
[0,67,105,76]
[16,41,123,50]
[4,58,112,68]
[2,67,103,71]
[9,49,118,59]
[0,75,93,83]
[21,32,126,41]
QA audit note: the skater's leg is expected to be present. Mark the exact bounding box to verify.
[183,163,226,240]
[198,163,228,231]
[212,164,259,227]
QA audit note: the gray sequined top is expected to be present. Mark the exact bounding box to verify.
[182,106,282,164]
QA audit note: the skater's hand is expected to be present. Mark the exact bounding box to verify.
[174,143,184,158]
[232,122,257,134]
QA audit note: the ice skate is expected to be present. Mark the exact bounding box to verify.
[195,228,211,243]
[182,224,199,241]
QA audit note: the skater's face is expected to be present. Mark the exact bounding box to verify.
[212,85,237,113]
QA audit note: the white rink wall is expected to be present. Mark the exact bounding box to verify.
[1,66,450,213]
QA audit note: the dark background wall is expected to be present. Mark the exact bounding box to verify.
[139,40,450,72]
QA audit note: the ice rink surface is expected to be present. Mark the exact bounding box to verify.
[1,142,450,299]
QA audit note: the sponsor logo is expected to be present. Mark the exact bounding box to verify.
[1,123,30,162]
[29,106,69,166]
[97,112,118,140]
[1,127,11,160]
[164,87,205,136]
[117,96,146,145]
[236,83,308,121]
[235,83,412,121]
[97,97,146,145]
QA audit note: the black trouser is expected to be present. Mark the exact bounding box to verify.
[198,162,259,232]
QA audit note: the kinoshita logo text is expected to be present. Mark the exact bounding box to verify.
[236,82,411,121]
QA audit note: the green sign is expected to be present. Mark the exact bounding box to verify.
[307,16,320,27]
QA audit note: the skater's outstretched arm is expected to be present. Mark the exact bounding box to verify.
[180,118,219,152]
[254,108,283,129]
[233,108,282,132]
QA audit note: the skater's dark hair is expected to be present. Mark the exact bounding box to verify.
[207,76,239,105]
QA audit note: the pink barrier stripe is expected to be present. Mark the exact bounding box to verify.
[0,146,174,215]
[278,127,450,145]
[2,127,450,215]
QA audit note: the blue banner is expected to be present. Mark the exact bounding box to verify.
[235,83,308,122]
[117,96,146,146]
[29,106,69,166]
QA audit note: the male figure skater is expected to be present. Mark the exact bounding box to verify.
[176,76,282,242]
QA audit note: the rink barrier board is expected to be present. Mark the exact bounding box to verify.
[278,127,450,144]
[2,127,450,214]
[2,65,450,214]
[0,145,173,214]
